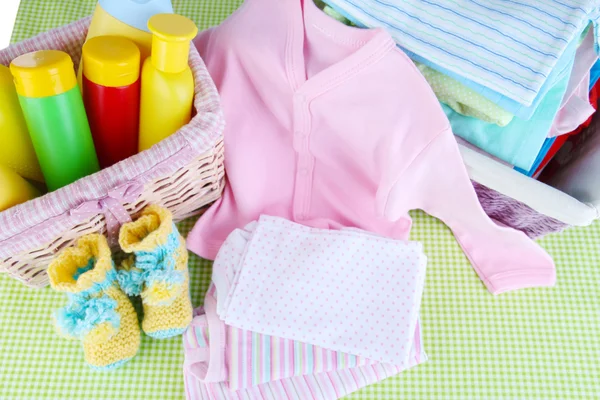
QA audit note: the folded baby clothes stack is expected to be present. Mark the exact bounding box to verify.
[324,0,598,106]
[321,0,600,177]
[184,216,428,399]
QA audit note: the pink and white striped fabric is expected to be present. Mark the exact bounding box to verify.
[183,298,425,399]
[185,352,418,400]
[183,216,427,399]
[0,17,224,260]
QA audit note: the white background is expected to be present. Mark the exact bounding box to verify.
[0,0,20,49]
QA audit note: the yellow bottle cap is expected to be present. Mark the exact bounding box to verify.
[10,50,77,98]
[148,14,198,74]
[82,36,141,87]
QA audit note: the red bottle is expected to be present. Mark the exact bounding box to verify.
[82,36,141,169]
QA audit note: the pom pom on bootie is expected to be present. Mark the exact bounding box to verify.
[118,205,193,339]
[48,234,141,370]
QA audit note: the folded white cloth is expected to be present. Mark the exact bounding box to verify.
[215,216,427,366]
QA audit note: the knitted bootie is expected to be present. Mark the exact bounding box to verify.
[118,204,193,339]
[48,234,141,370]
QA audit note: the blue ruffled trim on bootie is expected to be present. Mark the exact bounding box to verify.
[56,258,121,341]
[118,227,184,298]
[55,295,121,340]
[117,267,146,297]
[145,327,187,339]
[89,357,133,371]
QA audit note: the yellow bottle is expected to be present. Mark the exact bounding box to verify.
[79,0,173,86]
[138,14,198,152]
[0,65,44,182]
[0,163,41,212]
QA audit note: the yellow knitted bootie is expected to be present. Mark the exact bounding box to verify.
[48,234,141,370]
[118,205,193,339]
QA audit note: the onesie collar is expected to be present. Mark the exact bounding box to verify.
[286,0,395,98]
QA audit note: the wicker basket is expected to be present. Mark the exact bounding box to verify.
[0,18,225,288]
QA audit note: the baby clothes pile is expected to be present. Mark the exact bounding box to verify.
[183,0,560,398]
[321,0,600,178]
[184,216,427,399]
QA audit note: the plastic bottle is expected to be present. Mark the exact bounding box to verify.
[82,36,141,169]
[138,14,198,152]
[0,163,41,212]
[79,0,174,85]
[0,65,43,182]
[10,50,100,191]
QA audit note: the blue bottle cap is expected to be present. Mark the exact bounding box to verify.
[99,0,174,33]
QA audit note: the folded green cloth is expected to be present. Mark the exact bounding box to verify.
[417,62,515,127]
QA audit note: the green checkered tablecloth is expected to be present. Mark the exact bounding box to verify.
[1,1,599,399]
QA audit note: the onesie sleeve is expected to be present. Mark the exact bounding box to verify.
[381,128,556,294]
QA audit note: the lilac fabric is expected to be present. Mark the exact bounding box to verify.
[472,181,567,238]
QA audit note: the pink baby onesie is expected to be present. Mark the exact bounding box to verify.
[188,0,556,294]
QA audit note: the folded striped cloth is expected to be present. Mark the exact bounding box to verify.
[323,0,599,108]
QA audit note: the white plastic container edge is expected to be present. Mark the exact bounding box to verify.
[459,143,600,227]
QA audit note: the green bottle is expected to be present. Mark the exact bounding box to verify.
[10,50,99,191]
